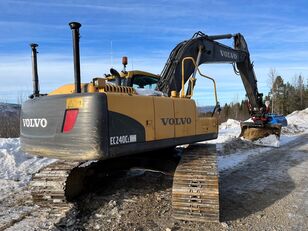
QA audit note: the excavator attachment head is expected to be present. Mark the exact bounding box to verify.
[240,122,282,141]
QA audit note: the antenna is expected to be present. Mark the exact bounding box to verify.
[131,56,134,70]
[110,40,113,67]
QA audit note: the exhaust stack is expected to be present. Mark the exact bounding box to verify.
[69,22,82,93]
[30,43,40,97]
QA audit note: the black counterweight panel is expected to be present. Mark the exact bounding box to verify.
[108,111,146,143]
[20,93,109,160]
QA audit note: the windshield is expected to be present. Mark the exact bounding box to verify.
[132,75,158,89]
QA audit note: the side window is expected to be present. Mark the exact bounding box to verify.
[132,75,158,89]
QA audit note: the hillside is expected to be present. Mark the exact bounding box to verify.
[0,103,20,138]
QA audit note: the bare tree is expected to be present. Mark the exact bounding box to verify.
[268,68,277,88]
[268,68,278,113]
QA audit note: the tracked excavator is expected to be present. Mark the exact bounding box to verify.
[20,22,284,223]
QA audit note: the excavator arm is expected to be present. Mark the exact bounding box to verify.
[157,32,266,117]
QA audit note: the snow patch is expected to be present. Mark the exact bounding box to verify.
[218,146,271,171]
[215,108,308,171]
[0,138,56,199]
[282,108,308,135]
[219,119,241,130]
[252,134,280,147]
[286,108,308,127]
[206,119,241,145]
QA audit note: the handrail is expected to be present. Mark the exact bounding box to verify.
[181,57,218,106]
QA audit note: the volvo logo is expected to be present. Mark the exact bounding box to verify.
[22,118,48,128]
[161,117,192,126]
[220,49,238,60]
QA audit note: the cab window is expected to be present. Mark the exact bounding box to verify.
[132,75,158,89]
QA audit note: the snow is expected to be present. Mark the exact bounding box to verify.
[218,147,271,171]
[206,119,241,144]
[252,134,280,148]
[135,88,165,96]
[0,138,55,199]
[282,108,308,135]
[285,108,308,129]
[212,108,308,171]
[0,108,307,200]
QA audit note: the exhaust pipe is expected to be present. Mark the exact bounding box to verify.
[207,34,233,40]
[30,43,40,97]
[69,22,82,93]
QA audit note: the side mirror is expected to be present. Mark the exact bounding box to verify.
[110,68,121,86]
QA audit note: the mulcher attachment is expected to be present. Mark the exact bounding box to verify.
[172,144,219,222]
[240,122,282,141]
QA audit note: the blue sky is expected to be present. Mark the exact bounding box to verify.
[0,0,307,105]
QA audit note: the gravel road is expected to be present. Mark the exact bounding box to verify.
[1,134,307,231]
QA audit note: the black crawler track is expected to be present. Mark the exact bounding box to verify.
[172,145,219,222]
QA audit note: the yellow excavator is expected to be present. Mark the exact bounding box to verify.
[20,22,283,222]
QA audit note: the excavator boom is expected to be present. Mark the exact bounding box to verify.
[157,32,265,116]
[157,32,285,139]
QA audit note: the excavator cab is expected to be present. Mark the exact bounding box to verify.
[106,69,160,88]
[122,71,160,89]
[104,57,160,89]
[131,75,158,89]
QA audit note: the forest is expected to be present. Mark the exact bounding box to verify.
[219,70,308,123]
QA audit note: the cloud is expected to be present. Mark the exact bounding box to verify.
[0,0,307,105]
[6,0,199,19]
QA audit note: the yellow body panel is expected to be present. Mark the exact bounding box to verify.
[196,117,218,135]
[106,93,155,141]
[106,92,217,142]
[49,84,76,95]
[49,83,98,95]
[173,98,196,137]
[153,97,175,139]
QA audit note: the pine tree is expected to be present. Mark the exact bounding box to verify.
[297,74,305,110]
[272,76,285,114]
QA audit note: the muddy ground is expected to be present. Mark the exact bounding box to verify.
[1,134,307,231]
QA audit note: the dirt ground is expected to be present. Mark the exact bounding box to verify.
[1,134,307,231]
